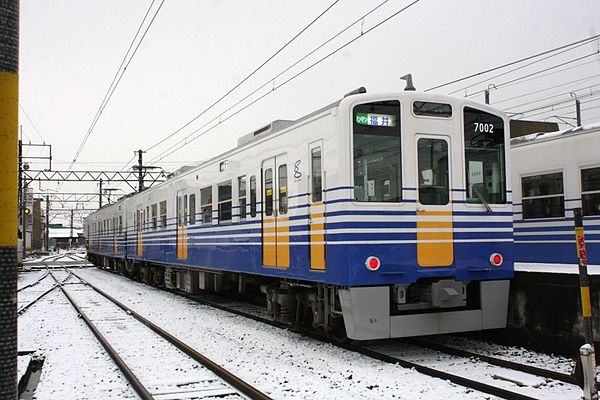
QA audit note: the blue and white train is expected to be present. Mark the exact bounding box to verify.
[512,124,600,266]
[85,87,514,340]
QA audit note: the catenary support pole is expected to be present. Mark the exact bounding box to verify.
[574,207,595,347]
[138,149,144,192]
[45,195,49,251]
[0,1,20,399]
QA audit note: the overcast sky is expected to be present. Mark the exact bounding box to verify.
[18,0,600,221]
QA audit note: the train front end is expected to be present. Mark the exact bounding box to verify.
[333,92,513,339]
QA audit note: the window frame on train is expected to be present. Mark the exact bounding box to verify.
[200,186,213,224]
[463,107,507,205]
[238,175,247,220]
[159,200,167,229]
[311,147,322,203]
[521,171,565,219]
[581,166,600,216]
[151,204,157,230]
[250,175,257,218]
[352,99,402,203]
[412,101,452,118]
[218,180,233,224]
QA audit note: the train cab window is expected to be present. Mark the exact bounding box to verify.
[311,147,322,202]
[521,172,564,219]
[417,138,449,205]
[218,181,232,223]
[200,186,212,224]
[238,175,247,220]
[159,200,167,229]
[189,194,196,225]
[250,175,257,217]
[279,165,288,215]
[264,169,273,216]
[151,204,157,230]
[352,100,401,202]
[582,167,600,216]
[464,107,506,204]
[413,101,452,117]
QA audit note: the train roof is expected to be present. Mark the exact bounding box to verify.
[511,122,600,147]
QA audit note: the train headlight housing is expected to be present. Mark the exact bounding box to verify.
[365,256,381,271]
[489,253,503,267]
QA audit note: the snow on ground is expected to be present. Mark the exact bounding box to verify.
[18,270,137,400]
[18,270,47,289]
[69,268,497,400]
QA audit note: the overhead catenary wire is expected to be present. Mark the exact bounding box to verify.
[424,34,600,93]
[18,104,46,142]
[143,0,342,155]
[149,0,422,163]
[503,82,600,112]
[512,94,600,119]
[68,0,166,171]
[147,0,395,163]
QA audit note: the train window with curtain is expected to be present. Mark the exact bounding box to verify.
[159,201,167,229]
[464,107,506,204]
[352,100,401,202]
[200,186,212,224]
[264,169,273,216]
[417,138,449,205]
[521,172,564,219]
[189,194,196,225]
[250,175,257,217]
[279,165,288,215]
[238,175,247,220]
[151,204,157,230]
[311,147,322,202]
[582,167,600,216]
[218,181,232,223]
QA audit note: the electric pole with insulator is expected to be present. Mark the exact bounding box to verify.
[0,1,20,398]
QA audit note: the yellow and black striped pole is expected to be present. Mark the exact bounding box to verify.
[0,1,19,398]
[574,208,594,347]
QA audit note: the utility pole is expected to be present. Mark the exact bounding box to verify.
[99,178,103,208]
[0,1,20,398]
[45,196,50,251]
[69,209,74,249]
[138,149,144,192]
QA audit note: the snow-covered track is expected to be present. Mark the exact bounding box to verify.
[51,269,272,400]
[161,284,582,399]
[17,268,66,315]
[17,270,50,292]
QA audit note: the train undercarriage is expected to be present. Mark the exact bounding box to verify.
[87,253,510,340]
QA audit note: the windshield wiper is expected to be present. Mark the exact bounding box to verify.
[471,185,492,212]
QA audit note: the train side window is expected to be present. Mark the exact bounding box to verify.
[119,215,123,234]
[279,165,288,215]
[159,200,167,229]
[218,181,232,223]
[146,206,149,230]
[582,167,600,216]
[250,175,257,217]
[151,204,157,230]
[521,172,564,219]
[311,147,322,202]
[352,100,401,202]
[264,169,273,216]
[238,175,247,220]
[184,195,189,226]
[189,194,196,225]
[200,186,212,224]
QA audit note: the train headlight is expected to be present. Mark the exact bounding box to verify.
[489,253,503,267]
[365,256,381,271]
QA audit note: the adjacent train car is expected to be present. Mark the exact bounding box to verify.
[511,124,600,265]
[85,88,513,340]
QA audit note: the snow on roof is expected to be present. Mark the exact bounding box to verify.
[510,122,600,146]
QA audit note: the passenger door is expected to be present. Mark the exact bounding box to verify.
[415,136,454,267]
[136,205,144,257]
[262,155,290,268]
[176,190,188,260]
[308,142,325,270]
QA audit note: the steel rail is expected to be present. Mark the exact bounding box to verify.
[17,270,50,292]
[408,338,578,385]
[70,269,273,400]
[48,270,154,400]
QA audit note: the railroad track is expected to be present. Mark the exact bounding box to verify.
[50,269,272,400]
[81,267,584,399]
[17,268,72,315]
[154,277,582,399]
